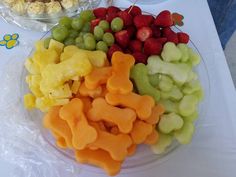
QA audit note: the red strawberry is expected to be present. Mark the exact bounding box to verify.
[132,52,148,64]
[136,27,153,42]
[129,40,142,52]
[154,10,173,27]
[125,6,142,17]
[126,26,136,38]
[167,33,179,44]
[115,30,130,48]
[156,37,167,45]
[144,38,162,55]
[134,15,154,28]
[93,7,107,19]
[107,6,121,14]
[106,12,118,23]
[151,24,161,38]
[177,32,189,43]
[90,18,101,32]
[118,11,133,26]
[108,44,122,59]
[161,27,175,37]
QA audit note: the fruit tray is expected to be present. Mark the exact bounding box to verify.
[22,5,210,176]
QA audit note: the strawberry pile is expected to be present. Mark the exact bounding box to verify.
[92,6,190,63]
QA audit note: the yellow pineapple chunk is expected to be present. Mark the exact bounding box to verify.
[71,80,81,94]
[49,39,64,55]
[24,94,36,109]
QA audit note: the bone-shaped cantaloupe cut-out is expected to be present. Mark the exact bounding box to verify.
[87,98,136,133]
[51,131,67,149]
[76,96,92,113]
[144,128,159,145]
[85,67,112,89]
[130,120,153,144]
[107,52,135,94]
[90,122,132,161]
[59,98,97,150]
[78,82,102,98]
[43,106,73,148]
[127,144,137,156]
[105,92,155,120]
[75,148,122,176]
[145,104,165,124]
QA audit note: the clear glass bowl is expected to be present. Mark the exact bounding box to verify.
[21,15,210,176]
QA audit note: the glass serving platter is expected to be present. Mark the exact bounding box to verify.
[20,11,210,175]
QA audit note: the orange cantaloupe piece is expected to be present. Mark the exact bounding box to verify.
[51,131,67,149]
[90,122,132,161]
[78,96,92,113]
[105,92,155,120]
[144,128,159,145]
[78,82,102,98]
[75,148,122,176]
[43,106,73,148]
[87,98,136,133]
[127,144,137,156]
[130,120,153,144]
[85,67,112,89]
[59,98,97,150]
[107,52,135,94]
[145,104,165,124]
[110,126,119,135]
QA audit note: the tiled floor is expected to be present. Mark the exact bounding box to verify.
[225,31,236,88]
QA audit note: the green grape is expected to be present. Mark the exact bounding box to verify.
[79,32,86,37]
[94,26,104,41]
[44,37,52,49]
[103,32,114,46]
[64,37,75,46]
[52,26,69,42]
[59,16,72,29]
[71,17,84,30]
[96,41,108,52]
[81,22,91,32]
[76,42,86,49]
[68,29,79,38]
[75,36,83,44]
[83,33,94,40]
[80,10,95,22]
[111,17,124,32]
[84,36,96,50]
[99,20,110,31]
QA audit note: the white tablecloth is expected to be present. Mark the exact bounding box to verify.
[0,0,236,177]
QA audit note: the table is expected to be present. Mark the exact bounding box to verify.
[0,0,236,177]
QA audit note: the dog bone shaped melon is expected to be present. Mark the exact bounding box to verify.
[145,104,165,124]
[59,98,97,150]
[107,52,135,94]
[127,144,137,156]
[144,128,159,145]
[88,98,136,133]
[85,67,112,89]
[130,120,153,144]
[105,92,155,120]
[90,122,132,161]
[76,96,92,113]
[75,148,122,176]
[51,131,67,149]
[78,82,103,98]
[43,106,73,148]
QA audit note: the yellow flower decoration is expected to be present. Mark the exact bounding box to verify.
[0,33,19,49]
